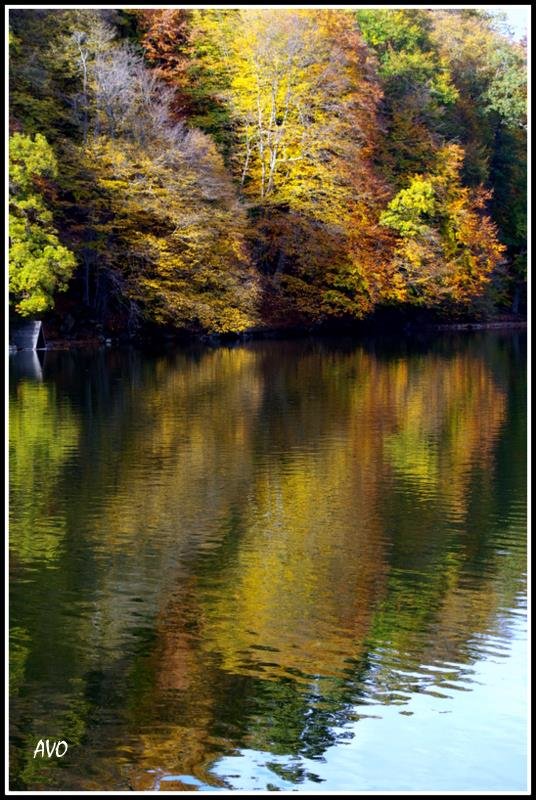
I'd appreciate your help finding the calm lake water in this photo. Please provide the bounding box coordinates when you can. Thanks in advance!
[9,332,527,792]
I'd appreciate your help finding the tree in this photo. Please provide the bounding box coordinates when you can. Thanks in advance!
[86,129,259,334]
[430,10,527,310]
[8,8,526,330]
[134,9,192,119]
[9,133,76,316]
[380,143,505,309]
[188,9,389,325]
[355,9,458,185]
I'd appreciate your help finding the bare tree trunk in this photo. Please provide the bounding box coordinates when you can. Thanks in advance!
[74,33,89,144]
[254,72,266,199]
[240,133,252,188]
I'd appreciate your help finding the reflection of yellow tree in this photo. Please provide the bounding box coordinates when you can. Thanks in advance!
[71,347,266,659]
[93,347,262,551]
[9,381,79,564]
[199,450,387,681]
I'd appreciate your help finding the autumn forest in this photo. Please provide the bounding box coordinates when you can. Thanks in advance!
[9,8,527,339]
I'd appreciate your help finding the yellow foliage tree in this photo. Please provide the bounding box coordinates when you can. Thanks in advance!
[87,130,259,334]
[191,9,389,325]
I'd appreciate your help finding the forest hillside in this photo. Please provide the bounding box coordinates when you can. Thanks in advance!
[9,9,527,340]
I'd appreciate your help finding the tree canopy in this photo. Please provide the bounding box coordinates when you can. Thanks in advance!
[8,8,526,332]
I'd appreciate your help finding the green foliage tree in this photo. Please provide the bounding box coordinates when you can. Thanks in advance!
[356,9,458,184]
[9,133,76,316]
[357,8,526,312]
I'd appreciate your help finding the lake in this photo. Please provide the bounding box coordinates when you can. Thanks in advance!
[9,331,527,792]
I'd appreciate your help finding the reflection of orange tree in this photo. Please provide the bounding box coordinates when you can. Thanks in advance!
[125,578,229,790]
[191,344,509,686]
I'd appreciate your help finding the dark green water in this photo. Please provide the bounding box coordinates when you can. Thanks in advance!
[9,332,527,792]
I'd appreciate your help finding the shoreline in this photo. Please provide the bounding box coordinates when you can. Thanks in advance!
[8,318,527,353]
[420,320,527,332]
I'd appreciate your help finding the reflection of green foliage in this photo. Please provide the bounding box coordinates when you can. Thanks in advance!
[385,430,438,485]
[368,571,447,651]
[58,688,90,747]
[9,381,79,564]
[9,627,30,696]
[16,689,90,790]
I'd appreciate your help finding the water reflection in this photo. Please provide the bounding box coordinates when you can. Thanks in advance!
[9,333,527,791]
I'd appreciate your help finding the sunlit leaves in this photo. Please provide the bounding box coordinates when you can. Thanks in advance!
[380,144,505,307]
[8,7,526,326]
[9,133,77,316]
[87,133,259,334]
[380,178,436,237]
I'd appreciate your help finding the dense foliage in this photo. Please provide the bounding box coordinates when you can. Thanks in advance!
[9,8,526,334]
